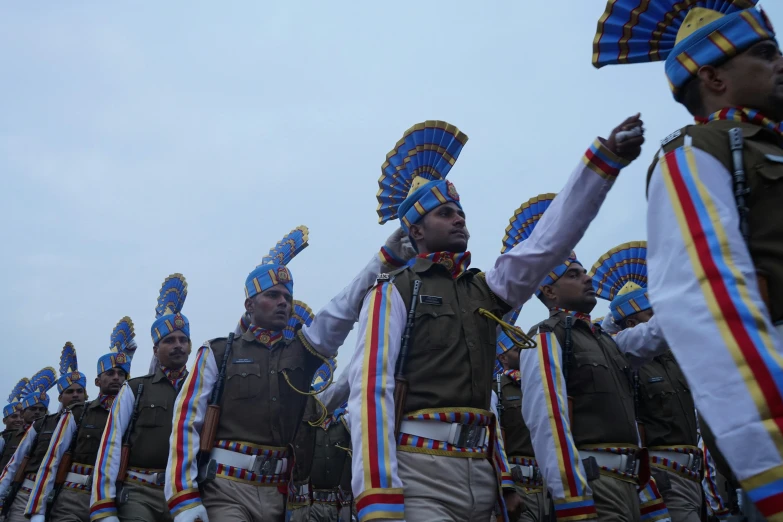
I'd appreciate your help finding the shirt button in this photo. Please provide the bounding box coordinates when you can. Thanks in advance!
[241,372,248,377]
[272,397,277,402]
[270,370,275,374]
[462,309,466,313]
[151,404,155,408]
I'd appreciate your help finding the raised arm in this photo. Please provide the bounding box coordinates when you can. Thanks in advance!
[612,315,669,369]
[90,383,135,520]
[302,234,410,358]
[520,330,596,521]
[647,143,783,515]
[165,343,218,522]
[348,282,406,522]
[487,116,643,309]
[25,412,76,519]
[0,424,38,498]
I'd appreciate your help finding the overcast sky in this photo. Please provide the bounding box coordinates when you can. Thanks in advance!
[3,2,780,405]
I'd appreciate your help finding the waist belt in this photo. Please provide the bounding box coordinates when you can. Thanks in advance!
[127,469,166,486]
[650,450,702,474]
[21,478,35,492]
[65,472,92,487]
[312,490,339,503]
[580,450,639,476]
[210,447,288,476]
[399,419,488,448]
[510,464,541,483]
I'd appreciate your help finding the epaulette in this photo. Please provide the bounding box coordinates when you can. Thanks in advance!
[660,129,682,148]
[129,373,155,383]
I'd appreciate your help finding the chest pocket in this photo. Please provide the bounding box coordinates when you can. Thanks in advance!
[754,153,783,184]
[414,302,459,350]
[501,388,523,427]
[570,351,614,394]
[226,363,262,400]
[79,423,106,454]
[137,398,170,428]
[643,378,675,419]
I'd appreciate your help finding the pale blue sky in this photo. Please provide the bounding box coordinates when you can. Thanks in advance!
[3,2,780,403]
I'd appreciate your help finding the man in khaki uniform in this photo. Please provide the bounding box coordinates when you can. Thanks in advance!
[90,275,192,522]
[348,118,644,522]
[591,242,702,522]
[288,396,320,522]
[495,329,546,522]
[592,1,783,516]
[165,226,417,522]
[0,367,59,522]
[23,325,134,522]
[0,378,29,464]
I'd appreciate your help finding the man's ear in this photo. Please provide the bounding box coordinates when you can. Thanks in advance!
[94,377,100,388]
[409,223,425,243]
[696,65,726,97]
[244,297,254,314]
[541,284,557,302]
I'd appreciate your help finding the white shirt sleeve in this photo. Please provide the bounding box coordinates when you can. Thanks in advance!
[90,383,135,518]
[24,411,77,517]
[0,423,38,498]
[347,281,406,522]
[487,139,628,309]
[165,343,218,518]
[647,143,783,496]
[613,315,669,369]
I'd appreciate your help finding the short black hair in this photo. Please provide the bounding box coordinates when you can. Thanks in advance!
[679,77,704,117]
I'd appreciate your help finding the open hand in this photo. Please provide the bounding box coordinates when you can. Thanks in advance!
[503,489,524,522]
[606,113,645,162]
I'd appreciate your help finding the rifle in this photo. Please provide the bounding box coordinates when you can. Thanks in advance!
[563,316,574,425]
[46,404,89,518]
[2,426,41,516]
[393,280,422,437]
[729,127,772,312]
[116,383,144,506]
[495,373,505,441]
[197,332,235,484]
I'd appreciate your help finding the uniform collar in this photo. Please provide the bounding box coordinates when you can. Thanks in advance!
[96,394,116,411]
[243,324,285,349]
[550,308,596,333]
[502,369,520,383]
[696,107,783,137]
[408,252,471,279]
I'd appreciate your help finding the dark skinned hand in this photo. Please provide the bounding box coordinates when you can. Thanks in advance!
[503,489,524,522]
[604,113,645,162]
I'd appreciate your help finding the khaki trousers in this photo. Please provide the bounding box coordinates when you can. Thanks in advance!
[202,477,285,522]
[288,505,310,522]
[590,474,640,522]
[397,451,497,522]
[48,487,90,522]
[308,502,338,522]
[117,481,173,522]
[657,471,703,522]
[4,489,31,522]
[513,486,546,522]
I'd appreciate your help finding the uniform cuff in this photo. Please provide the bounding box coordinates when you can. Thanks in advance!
[167,488,203,518]
[501,472,515,489]
[554,496,598,521]
[583,139,630,180]
[356,488,405,522]
[378,246,406,268]
[739,464,783,520]
[639,495,669,522]
[89,499,118,520]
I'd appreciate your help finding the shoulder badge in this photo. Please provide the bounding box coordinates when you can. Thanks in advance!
[660,129,681,147]
[376,273,391,283]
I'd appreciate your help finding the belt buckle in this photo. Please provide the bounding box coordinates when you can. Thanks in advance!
[455,425,483,448]
[690,454,703,474]
[152,472,165,486]
[511,465,523,483]
[254,456,275,476]
[84,474,93,490]
[623,454,637,475]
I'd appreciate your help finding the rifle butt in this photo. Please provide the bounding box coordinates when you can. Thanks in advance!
[638,423,647,448]
[54,452,73,486]
[117,444,131,482]
[200,405,220,453]
[13,456,29,483]
[393,378,408,437]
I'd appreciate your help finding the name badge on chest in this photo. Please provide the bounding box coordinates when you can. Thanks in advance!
[84,425,97,429]
[647,377,664,384]
[233,358,255,364]
[419,295,443,306]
